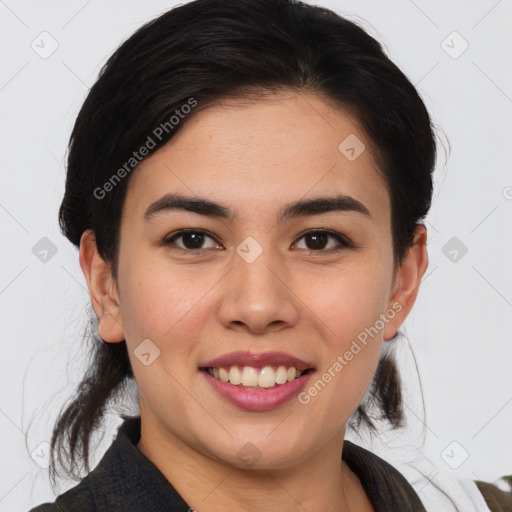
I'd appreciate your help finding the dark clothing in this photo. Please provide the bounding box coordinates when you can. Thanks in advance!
[28,416,511,511]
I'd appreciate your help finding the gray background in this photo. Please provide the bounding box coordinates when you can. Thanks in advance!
[1,0,511,510]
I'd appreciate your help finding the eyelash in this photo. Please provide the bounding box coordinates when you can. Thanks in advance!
[162,228,353,254]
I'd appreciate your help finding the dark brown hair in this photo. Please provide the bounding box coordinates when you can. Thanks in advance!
[50,0,437,486]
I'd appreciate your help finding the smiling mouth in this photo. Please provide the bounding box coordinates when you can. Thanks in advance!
[201,365,314,389]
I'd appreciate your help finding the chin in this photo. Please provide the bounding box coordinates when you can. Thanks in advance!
[205,433,311,471]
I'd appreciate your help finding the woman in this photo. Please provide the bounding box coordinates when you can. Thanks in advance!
[28,0,511,510]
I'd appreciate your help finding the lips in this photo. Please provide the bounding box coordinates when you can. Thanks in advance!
[199,350,316,372]
[198,351,317,410]
[201,368,315,411]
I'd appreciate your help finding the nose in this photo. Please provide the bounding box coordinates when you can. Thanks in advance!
[216,245,299,335]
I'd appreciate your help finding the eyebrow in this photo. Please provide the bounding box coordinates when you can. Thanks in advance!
[143,193,371,223]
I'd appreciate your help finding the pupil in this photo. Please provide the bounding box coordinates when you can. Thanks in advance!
[184,232,203,249]
[307,233,326,250]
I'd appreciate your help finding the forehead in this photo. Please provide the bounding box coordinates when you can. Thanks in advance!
[124,91,390,225]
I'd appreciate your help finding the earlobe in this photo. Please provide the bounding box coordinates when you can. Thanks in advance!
[383,224,428,341]
[79,230,125,343]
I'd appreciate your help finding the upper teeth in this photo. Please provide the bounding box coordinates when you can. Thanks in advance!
[207,365,305,388]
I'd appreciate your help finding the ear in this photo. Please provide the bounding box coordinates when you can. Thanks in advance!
[79,230,125,343]
[383,223,428,341]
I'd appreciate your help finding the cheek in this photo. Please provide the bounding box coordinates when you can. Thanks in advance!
[118,251,212,340]
[116,256,221,394]
[117,261,210,406]
[300,259,390,406]
[305,260,391,342]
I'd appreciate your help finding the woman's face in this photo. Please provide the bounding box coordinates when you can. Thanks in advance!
[86,91,425,469]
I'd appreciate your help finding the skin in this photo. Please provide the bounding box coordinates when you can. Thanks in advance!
[80,90,428,512]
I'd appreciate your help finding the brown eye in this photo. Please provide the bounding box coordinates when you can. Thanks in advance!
[163,230,220,251]
[162,228,351,254]
[294,230,351,252]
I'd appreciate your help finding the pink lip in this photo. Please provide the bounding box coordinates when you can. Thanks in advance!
[199,350,315,371]
[201,369,315,411]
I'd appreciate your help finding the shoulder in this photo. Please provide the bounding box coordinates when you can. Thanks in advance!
[344,440,512,512]
[26,476,97,512]
[474,476,512,512]
[27,417,191,512]
[26,467,112,512]
[343,440,427,511]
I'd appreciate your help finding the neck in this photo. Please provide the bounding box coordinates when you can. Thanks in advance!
[136,413,373,512]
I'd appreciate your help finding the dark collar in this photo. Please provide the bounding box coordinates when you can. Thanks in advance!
[342,437,426,511]
[40,416,426,511]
